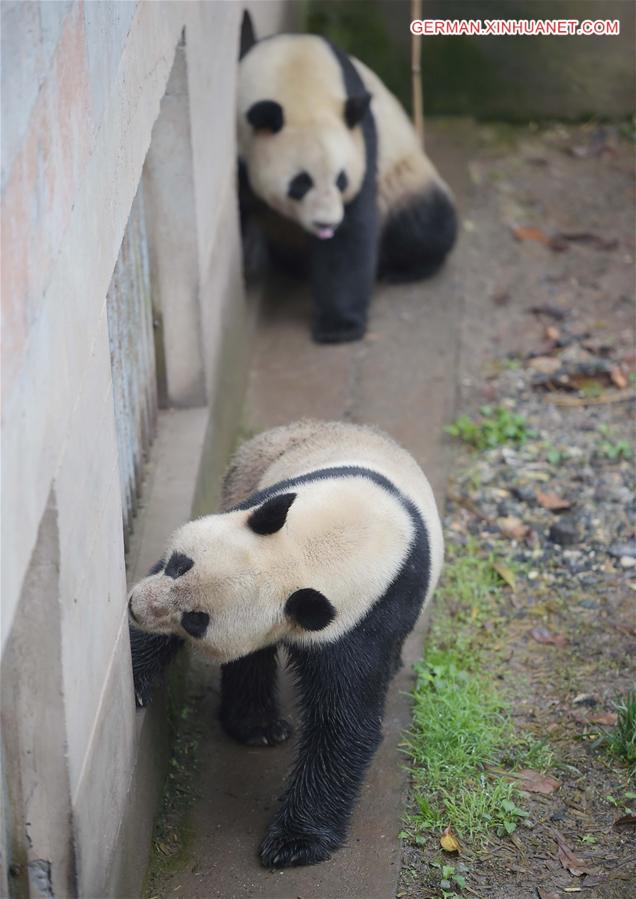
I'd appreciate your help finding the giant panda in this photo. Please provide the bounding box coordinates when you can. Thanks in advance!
[237,34,457,344]
[129,419,443,868]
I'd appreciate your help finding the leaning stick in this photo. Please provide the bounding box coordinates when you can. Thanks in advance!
[411,0,424,146]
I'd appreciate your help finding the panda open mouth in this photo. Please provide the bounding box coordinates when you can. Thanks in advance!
[315,226,335,240]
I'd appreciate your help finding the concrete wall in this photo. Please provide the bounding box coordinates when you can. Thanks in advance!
[0,2,293,896]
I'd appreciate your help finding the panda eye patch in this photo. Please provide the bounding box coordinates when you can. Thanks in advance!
[181,611,209,639]
[164,552,194,579]
[288,171,313,201]
[336,170,348,193]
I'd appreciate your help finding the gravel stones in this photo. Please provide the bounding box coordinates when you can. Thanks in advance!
[549,517,580,546]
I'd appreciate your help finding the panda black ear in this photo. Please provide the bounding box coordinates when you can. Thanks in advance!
[247,100,284,134]
[285,588,336,631]
[248,492,296,535]
[344,91,372,128]
[239,10,257,60]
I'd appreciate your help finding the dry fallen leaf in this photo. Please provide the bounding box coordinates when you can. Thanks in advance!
[610,366,628,389]
[513,225,550,243]
[531,626,568,647]
[613,814,636,827]
[512,226,568,251]
[497,516,528,542]
[494,561,517,589]
[536,490,572,511]
[588,711,618,726]
[515,769,561,795]
[440,825,460,853]
[557,230,619,250]
[554,829,589,877]
[529,356,562,375]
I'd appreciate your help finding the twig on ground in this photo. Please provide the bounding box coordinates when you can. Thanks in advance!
[546,389,636,407]
[447,490,493,522]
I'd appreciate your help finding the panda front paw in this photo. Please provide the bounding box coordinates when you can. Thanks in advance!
[312,321,366,344]
[129,628,183,709]
[221,713,293,747]
[259,827,337,868]
[133,673,156,709]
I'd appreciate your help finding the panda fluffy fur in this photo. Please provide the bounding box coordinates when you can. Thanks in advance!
[238,34,457,343]
[129,419,443,868]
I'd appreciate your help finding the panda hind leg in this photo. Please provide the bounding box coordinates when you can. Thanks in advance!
[219,645,292,747]
[379,186,457,283]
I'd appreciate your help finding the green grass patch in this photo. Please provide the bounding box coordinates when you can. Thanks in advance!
[402,542,552,844]
[596,424,633,462]
[445,405,535,450]
[607,691,636,773]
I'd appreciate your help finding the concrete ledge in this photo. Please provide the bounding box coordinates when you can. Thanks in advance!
[126,408,209,585]
[108,407,208,899]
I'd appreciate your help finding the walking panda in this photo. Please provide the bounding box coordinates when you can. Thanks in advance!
[237,34,457,344]
[129,420,443,868]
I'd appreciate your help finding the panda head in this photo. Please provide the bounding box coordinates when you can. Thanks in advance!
[127,492,337,663]
[239,92,371,240]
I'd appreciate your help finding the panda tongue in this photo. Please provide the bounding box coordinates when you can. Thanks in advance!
[316,227,335,240]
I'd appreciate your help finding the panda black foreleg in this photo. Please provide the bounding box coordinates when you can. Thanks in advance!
[129,626,183,708]
[259,639,389,867]
[219,645,292,747]
[309,199,378,344]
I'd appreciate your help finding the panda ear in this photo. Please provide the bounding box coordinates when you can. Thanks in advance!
[246,100,284,133]
[344,91,372,128]
[285,588,336,631]
[248,492,296,535]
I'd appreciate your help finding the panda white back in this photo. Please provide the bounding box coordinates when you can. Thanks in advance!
[223,419,444,614]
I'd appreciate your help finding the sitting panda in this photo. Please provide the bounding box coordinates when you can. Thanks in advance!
[129,419,443,868]
[237,33,457,344]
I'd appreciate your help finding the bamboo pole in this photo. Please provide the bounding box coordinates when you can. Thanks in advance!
[411,0,424,146]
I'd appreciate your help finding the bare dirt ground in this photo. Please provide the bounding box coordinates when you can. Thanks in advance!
[399,121,635,898]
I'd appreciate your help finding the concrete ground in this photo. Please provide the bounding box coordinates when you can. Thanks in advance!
[149,123,468,899]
